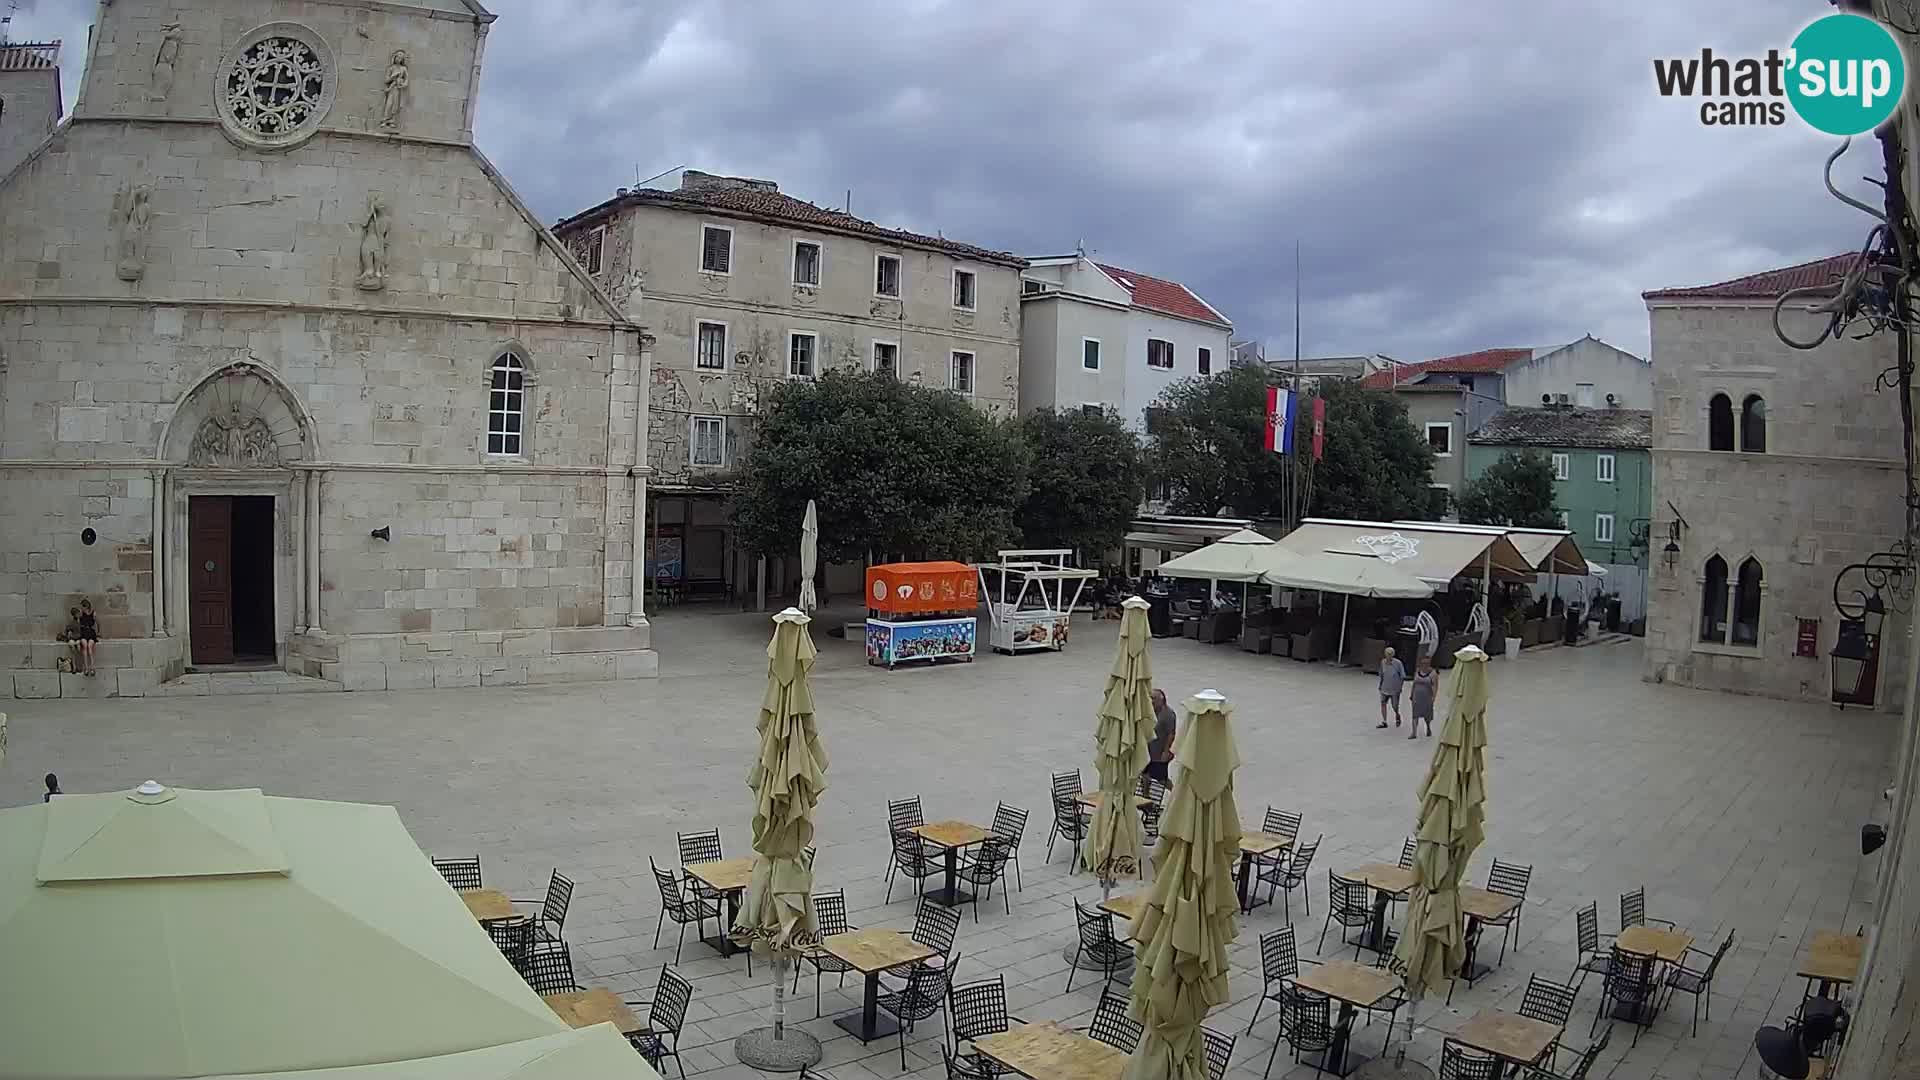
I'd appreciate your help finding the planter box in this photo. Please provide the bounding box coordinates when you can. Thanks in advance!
[1544,616,1566,644]
[1356,636,1388,673]
[1521,619,1544,647]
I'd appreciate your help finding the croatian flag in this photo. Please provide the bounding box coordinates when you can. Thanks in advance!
[1264,386,1296,454]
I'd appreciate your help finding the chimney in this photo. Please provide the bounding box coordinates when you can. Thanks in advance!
[680,170,779,193]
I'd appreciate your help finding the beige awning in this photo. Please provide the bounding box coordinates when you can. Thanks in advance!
[1260,550,1434,599]
[1282,519,1533,586]
[204,1027,649,1079]
[1153,529,1293,583]
[1391,522,1585,575]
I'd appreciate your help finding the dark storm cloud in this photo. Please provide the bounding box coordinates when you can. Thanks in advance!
[13,1,1893,359]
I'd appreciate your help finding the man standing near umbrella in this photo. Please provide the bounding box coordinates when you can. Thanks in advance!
[1145,689,1176,788]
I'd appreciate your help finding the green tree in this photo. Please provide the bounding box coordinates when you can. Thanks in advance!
[1307,378,1442,521]
[730,371,1030,563]
[1016,407,1144,556]
[1455,449,1562,528]
[1147,366,1292,516]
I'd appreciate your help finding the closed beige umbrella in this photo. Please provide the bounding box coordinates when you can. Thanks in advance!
[1124,691,1241,1080]
[732,607,830,1071]
[1392,645,1490,1024]
[1085,596,1154,894]
[798,500,820,612]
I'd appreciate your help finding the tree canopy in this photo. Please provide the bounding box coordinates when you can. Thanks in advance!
[1455,449,1562,528]
[731,371,1030,563]
[1016,407,1145,556]
[1307,378,1444,521]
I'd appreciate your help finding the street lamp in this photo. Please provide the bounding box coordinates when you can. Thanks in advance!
[1832,552,1904,708]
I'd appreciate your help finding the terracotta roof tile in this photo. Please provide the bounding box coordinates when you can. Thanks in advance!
[1095,263,1230,327]
[1641,254,1859,301]
[1468,407,1652,450]
[1360,347,1532,389]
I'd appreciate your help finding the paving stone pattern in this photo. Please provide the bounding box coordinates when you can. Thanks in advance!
[1,610,1895,1080]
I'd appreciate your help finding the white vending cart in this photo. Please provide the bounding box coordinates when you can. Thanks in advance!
[976,549,1098,655]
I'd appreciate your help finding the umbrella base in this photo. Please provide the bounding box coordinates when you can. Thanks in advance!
[1060,941,1136,976]
[735,1027,823,1072]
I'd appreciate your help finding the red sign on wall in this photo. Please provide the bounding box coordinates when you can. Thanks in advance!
[1796,617,1820,659]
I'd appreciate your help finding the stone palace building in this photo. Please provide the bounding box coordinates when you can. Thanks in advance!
[0,0,659,698]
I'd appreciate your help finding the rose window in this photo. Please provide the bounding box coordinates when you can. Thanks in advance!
[225,37,324,135]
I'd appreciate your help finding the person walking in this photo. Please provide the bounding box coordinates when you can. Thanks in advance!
[1408,653,1439,739]
[1375,646,1406,729]
[1145,688,1177,786]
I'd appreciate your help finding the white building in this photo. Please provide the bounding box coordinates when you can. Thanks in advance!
[1017,253,1231,429]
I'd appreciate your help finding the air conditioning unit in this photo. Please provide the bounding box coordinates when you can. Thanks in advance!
[1605,392,1618,406]
[1541,393,1553,405]
[1554,393,1571,406]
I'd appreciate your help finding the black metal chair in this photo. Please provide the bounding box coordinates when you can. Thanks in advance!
[990,802,1030,891]
[625,965,694,1079]
[431,854,482,890]
[886,797,939,903]
[957,836,1015,922]
[1518,974,1579,1057]
[678,828,725,905]
[1050,768,1084,805]
[794,888,858,1017]
[1318,872,1373,958]
[1571,901,1611,993]
[1138,777,1167,844]
[1619,887,1674,932]
[1246,926,1316,1033]
[947,975,1022,1078]
[486,914,535,968]
[1049,796,1089,866]
[876,952,958,1070]
[1663,929,1734,1037]
[650,858,719,962]
[909,898,963,960]
[518,942,581,996]
[1590,946,1657,1048]
[1484,859,1532,961]
[1259,835,1321,920]
[1266,808,1304,846]
[1066,899,1132,992]
[514,868,575,945]
[1398,837,1417,869]
[1438,1037,1502,1080]
[1085,987,1143,1052]
[1520,1026,1610,1080]
[1202,1026,1236,1080]
[1265,990,1333,1078]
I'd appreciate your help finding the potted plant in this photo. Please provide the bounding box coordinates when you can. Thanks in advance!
[1502,606,1526,660]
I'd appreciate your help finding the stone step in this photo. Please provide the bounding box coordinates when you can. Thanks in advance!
[150,671,342,697]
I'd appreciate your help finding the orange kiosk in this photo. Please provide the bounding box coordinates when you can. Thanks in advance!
[865,562,978,668]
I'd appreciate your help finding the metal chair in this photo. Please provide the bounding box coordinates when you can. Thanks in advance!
[794,888,858,1017]
[886,797,939,903]
[650,858,719,962]
[957,836,1015,922]
[1520,1026,1610,1080]
[1318,872,1373,958]
[1246,926,1316,1033]
[1571,901,1610,993]
[1202,1026,1236,1080]
[1398,837,1418,869]
[431,854,482,890]
[1086,987,1143,1052]
[1049,768,1084,805]
[1066,899,1132,991]
[1265,807,1304,846]
[677,828,724,905]
[1048,794,1089,866]
[625,965,694,1079]
[1484,859,1532,961]
[1138,777,1167,844]
[1518,974,1579,1057]
[486,914,535,968]
[947,975,1021,1078]
[1266,990,1333,1078]
[876,952,958,1070]
[909,898,963,959]
[1590,946,1657,1048]
[518,942,581,996]
[1438,1037,1502,1080]
[1663,929,1734,1036]
[514,868,574,945]
[1619,887,1673,932]
[1259,834,1321,920]
[990,802,1029,891]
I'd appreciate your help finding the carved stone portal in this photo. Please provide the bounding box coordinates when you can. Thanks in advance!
[188,405,282,469]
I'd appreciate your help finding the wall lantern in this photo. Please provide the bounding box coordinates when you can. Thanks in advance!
[1830,609,1876,704]
[1832,548,1905,709]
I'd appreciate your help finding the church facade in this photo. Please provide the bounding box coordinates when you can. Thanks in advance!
[0,0,659,698]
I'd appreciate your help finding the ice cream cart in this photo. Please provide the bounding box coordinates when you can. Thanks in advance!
[976,549,1098,655]
[865,561,978,669]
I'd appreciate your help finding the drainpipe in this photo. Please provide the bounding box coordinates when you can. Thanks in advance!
[628,331,653,627]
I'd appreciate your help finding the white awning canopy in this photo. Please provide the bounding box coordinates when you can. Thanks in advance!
[1281,519,1534,586]
[1261,550,1434,599]
[1152,529,1289,583]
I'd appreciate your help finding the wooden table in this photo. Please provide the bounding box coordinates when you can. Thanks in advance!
[1098,891,1146,926]
[543,988,645,1036]
[460,888,516,922]
[1800,931,1865,998]
[1345,864,1416,952]
[1294,959,1401,1077]
[1075,792,1153,812]
[1458,886,1521,983]
[1613,926,1692,1023]
[913,820,993,908]
[1236,831,1291,913]
[685,857,755,958]
[820,928,939,1042]
[1453,1008,1561,1068]
[975,1021,1128,1080]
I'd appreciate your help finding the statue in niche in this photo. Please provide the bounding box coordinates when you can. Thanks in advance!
[150,24,182,102]
[188,405,281,469]
[356,193,389,290]
[114,184,152,283]
[380,49,410,130]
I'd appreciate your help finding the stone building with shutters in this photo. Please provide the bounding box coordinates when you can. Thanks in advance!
[0,0,659,698]
[1641,255,1905,708]
[553,172,1025,605]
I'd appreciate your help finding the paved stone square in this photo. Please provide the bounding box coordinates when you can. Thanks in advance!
[1,609,1896,1080]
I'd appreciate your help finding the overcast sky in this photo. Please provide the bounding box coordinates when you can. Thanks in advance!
[9,0,1893,360]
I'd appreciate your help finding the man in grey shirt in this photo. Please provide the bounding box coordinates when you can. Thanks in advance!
[1376,646,1407,729]
[1145,688,1176,786]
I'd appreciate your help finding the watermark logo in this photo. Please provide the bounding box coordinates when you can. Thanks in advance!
[1653,12,1906,134]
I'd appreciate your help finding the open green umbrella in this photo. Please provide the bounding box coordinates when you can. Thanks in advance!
[1085,596,1154,893]
[1392,644,1490,1023]
[1124,691,1241,1080]
[732,607,830,1071]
